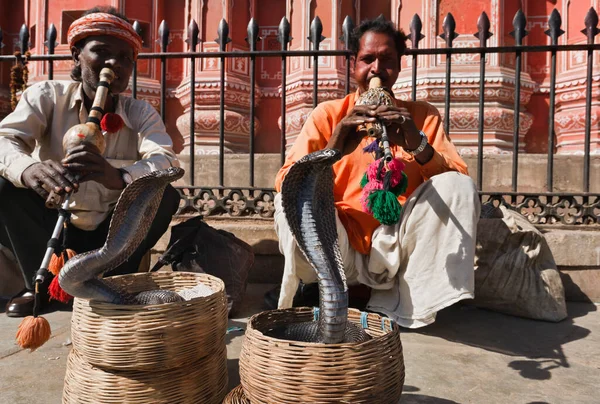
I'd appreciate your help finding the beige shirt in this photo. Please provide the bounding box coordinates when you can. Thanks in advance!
[0,80,179,230]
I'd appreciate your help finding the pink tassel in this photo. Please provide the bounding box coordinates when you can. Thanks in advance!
[366,158,382,182]
[366,157,406,186]
[387,158,406,188]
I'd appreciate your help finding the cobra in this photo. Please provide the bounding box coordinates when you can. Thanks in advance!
[269,149,371,344]
[58,167,185,305]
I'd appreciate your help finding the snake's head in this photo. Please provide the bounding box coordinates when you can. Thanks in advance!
[297,148,342,166]
[152,166,185,182]
[133,167,185,188]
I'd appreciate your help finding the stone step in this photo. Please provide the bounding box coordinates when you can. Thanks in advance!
[150,218,600,303]
[538,226,600,303]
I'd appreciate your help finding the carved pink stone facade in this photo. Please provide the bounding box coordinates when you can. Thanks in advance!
[2,0,598,156]
[552,0,600,154]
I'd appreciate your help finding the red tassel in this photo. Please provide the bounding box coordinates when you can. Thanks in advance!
[48,249,76,276]
[100,113,124,133]
[48,275,73,303]
[16,316,51,351]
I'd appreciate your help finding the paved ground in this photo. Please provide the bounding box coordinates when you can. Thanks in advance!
[0,284,598,404]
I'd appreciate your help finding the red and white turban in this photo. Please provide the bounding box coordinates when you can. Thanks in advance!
[67,13,143,58]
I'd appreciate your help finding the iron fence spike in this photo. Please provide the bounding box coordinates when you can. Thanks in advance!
[410,14,424,48]
[545,9,564,45]
[19,24,30,54]
[474,11,492,44]
[246,18,260,52]
[186,20,199,51]
[157,20,170,52]
[581,7,599,43]
[440,13,458,47]
[132,21,144,47]
[132,21,142,36]
[45,23,57,51]
[340,16,354,49]
[509,9,528,45]
[308,16,325,50]
[277,17,291,49]
[215,18,231,51]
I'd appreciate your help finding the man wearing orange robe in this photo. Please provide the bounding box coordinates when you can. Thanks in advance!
[273,17,480,328]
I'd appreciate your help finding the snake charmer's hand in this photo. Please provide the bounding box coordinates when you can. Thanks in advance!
[22,160,79,199]
[374,105,434,164]
[372,105,422,150]
[327,105,377,156]
[61,144,125,190]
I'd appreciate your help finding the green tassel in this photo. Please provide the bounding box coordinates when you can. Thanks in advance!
[391,172,409,196]
[360,172,369,188]
[368,189,402,225]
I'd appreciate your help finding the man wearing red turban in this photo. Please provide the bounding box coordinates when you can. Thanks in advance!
[0,7,180,317]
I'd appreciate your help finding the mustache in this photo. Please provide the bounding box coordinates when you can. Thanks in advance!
[367,74,386,82]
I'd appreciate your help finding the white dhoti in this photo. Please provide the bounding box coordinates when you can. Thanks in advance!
[274,171,481,328]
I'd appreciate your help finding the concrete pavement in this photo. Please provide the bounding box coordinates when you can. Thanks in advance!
[1,284,598,404]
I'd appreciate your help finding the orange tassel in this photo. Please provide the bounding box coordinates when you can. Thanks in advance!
[15,316,51,351]
[48,249,76,276]
[49,276,72,303]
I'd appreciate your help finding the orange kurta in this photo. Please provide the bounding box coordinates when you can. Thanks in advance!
[275,91,468,255]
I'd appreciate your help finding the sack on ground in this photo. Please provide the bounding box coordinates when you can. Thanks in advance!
[474,205,567,322]
[152,216,254,317]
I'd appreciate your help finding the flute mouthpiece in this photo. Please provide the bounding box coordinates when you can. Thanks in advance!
[368,77,383,89]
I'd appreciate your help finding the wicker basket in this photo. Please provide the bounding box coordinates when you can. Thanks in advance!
[239,307,405,404]
[70,271,228,371]
[63,346,228,404]
[222,385,251,404]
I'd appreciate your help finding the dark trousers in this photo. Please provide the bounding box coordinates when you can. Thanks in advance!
[0,177,180,290]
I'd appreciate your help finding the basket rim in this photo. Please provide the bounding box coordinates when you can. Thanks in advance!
[75,271,226,310]
[246,306,399,348]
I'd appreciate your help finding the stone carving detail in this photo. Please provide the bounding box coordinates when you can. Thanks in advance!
[282,78,349,143]
[482,194,600,225]
[254,191,275,218]
[449,107,533,133]
[176,187,276,218]
[175,77,261,153]
[554,72,600,154]
[284,108,311,134]
[176,109,260,153]
[555,110,600,132]
[175,186,600,225]
[224,190,248,216]
[394,83,534,104]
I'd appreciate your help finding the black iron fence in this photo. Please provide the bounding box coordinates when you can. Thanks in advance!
[1,9,599,225]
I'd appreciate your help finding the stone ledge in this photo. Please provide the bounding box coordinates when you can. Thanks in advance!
[539,227,600,267]
[559,267,600,303]
[177,153,600,193]
[150,218,600,303]
[202,219,600,269]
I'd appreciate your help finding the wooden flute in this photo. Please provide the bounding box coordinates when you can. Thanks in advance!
[45,67,115,209]
[354,77,394,162]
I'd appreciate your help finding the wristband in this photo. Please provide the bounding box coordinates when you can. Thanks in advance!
[406,131,428,156]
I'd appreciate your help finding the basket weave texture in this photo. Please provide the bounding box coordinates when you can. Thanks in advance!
[222,385,251,404]
[70,271,228,371]
[63,346,228,404]
[239,307,405,404]
[63,272,229,404]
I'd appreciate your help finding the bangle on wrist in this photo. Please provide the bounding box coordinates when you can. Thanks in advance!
[406,131,428,156]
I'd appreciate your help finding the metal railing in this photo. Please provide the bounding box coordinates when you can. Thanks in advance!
[1,8,599,225]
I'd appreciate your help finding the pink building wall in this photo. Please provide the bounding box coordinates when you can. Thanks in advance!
[1,0,597,156]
